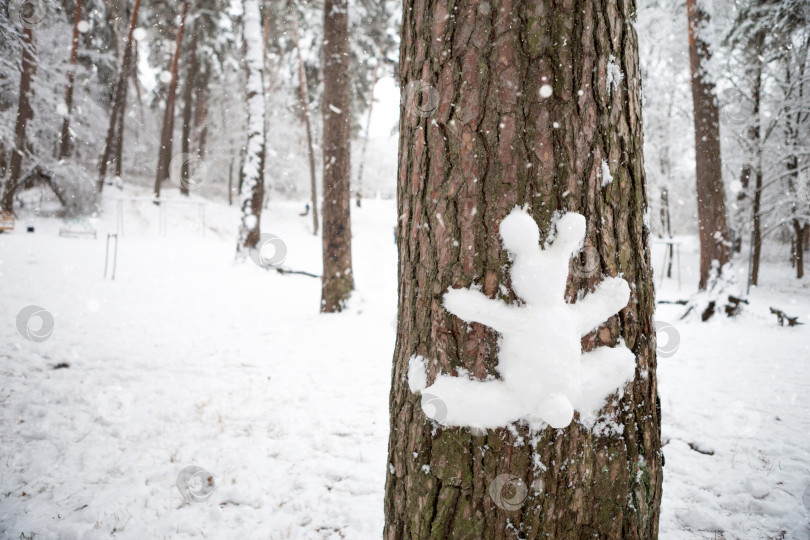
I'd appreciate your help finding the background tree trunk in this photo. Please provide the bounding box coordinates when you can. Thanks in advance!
[291,10,319,235]
[236,0,267,252]
[58,0,84,160]
[685,0,731,289]
[193,66,210,159]
[1,27,37,212]
[97,0,142,193]
[153,1,190,200]
[180,21,200,196]
[384,0,662,538]
[320,0,353,312]
[114,72,128,178]
[355,63,379,208]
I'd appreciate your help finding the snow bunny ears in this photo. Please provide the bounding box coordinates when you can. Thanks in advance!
[409,208,636,430]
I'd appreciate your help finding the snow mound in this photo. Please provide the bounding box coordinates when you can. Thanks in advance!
[409,208,636,430]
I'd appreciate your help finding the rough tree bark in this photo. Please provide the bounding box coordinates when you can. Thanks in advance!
[291,9,319,235]
[236,0,266,252]
[320,0,354,312]
[58,0,83,160]
[686,0,731,289]
[355,63,379,208]
[1,27,37,212]
[384,0,662,538]
[154,1,190,200]
[98,0,141,193]
[180,19,200,196]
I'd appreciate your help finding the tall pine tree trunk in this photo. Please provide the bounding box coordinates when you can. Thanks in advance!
[58,0,83,160]
[1,27,37,212]
[686,0,731,289]
[154,1,190,200]
[384,0,662,537]
[237,0,266,252]
[114,71,128,178]
[320,0,353,312]
[98,0,141,193]
[291,10,319,235]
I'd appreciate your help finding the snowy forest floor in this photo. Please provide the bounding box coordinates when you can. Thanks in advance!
[1,185,809,539]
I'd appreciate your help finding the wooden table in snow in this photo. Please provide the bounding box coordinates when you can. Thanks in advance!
[114,197,207,237]
[653,238,682,292]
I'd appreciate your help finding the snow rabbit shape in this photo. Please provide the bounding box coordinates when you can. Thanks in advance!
[409,208,636,429]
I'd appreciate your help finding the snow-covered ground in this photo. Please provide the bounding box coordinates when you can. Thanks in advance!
[1,187,808,539]
[654,239,810,539]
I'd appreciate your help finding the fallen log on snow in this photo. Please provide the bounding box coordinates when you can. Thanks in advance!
[769,307,803,327]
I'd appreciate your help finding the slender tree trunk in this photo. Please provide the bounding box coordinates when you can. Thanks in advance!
[114,73,128,178]
[320,0,353,312]
[748,65,763,286]
[660,188,673,278]
[384,0,662,537]
[237,0,267,252]
[154,1,190,200]
[1,27,37,212]
[193,66,210,159]
[735,164,750,254]
[0,144,8,180]
[750,167,763,286]
[131,40,146,131]
[228,156,235,206]
[686,0,731,289]
[58,0,84,160]
[291,10,319,235]
[98,0,141,192]
[180,21,200,196]
[783,42,808,280]
[355,63,378,208]
[793,220,805,279]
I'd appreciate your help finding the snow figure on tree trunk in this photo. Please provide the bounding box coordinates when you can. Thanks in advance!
[409,208,636,430]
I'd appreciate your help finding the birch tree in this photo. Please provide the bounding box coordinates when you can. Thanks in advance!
[237,0,267,252]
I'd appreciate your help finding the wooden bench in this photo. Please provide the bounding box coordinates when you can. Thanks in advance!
[770,307,802,327]
[59,218,97,239]
[0,211,14,233]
